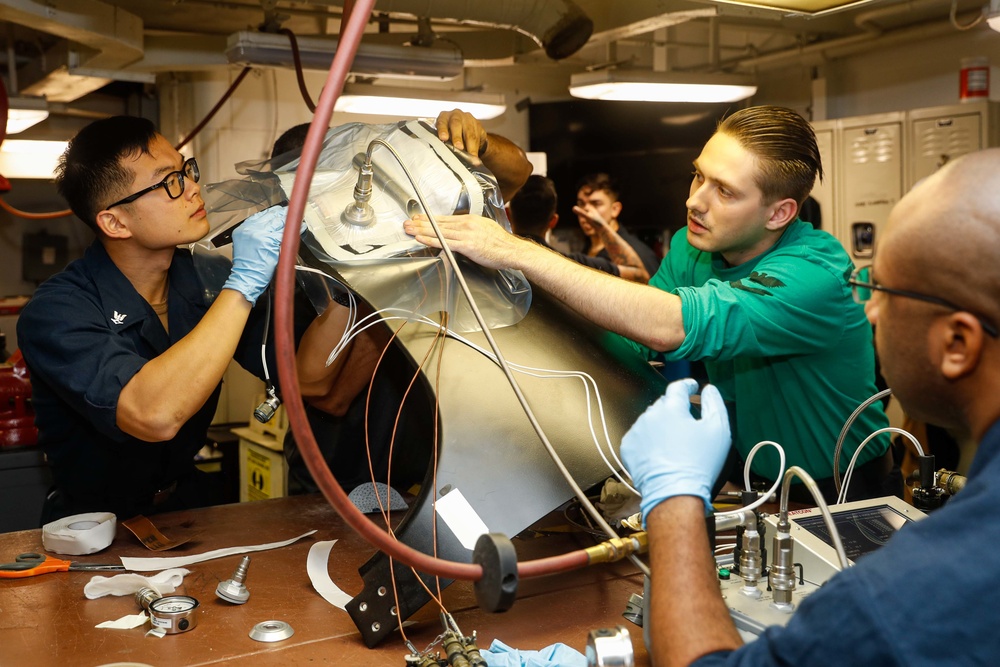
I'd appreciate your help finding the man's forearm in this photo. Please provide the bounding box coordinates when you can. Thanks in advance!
[512,240,683,350]
[117,289,253,441]
[597,227,650,283]
[647,497,743,667]
[482,133,532,201]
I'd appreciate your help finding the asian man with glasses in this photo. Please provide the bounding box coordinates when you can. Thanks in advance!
[17,116,290,522]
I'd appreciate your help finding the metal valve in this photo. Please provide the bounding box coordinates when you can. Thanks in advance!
[216,555,252,604]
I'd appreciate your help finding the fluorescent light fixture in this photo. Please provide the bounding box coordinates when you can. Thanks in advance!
[226,31,463,81]
[6,96,49,134]
[0,140,67,179]
[705,0,879,16]
[989,0,1000,32]
[570,70,756,104]
[335,84,506,120]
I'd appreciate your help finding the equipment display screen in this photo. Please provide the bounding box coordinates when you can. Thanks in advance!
[793,504,910,563]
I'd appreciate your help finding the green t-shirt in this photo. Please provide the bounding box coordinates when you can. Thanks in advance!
[628,220,890,481]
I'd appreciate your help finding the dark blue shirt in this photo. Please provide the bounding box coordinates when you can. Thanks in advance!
[17,241,268,520]
[693,419,1000,666]
[595,226,661,277]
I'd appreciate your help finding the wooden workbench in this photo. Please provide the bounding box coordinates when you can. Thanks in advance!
[0,494,649,666]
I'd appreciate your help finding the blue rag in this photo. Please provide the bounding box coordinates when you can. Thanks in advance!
[481,638,587,667]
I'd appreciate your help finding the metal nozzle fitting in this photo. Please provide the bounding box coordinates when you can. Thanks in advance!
[216,556,252,604]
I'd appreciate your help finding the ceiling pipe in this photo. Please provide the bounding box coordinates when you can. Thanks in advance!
[853,0,955,34]
[726,7,985,72]
[373,0,594,60]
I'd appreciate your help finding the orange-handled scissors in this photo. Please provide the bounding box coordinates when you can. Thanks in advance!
[0,552,125,579]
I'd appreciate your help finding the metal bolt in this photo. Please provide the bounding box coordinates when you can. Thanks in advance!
[216,556,252,604]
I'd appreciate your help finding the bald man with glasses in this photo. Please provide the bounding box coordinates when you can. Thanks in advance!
[18,116,291,522]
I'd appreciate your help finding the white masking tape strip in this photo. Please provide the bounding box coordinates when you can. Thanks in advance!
[120,530,317,572]
[306,540,353,610]
[434,488,489,551]
[96,613,149,630]
[42,512,117,555]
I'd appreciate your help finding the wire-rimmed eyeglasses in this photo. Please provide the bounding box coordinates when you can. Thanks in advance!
[849,265,999,338]
[106,157,200,210]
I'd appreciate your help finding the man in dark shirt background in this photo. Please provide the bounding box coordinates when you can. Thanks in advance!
[574,172,661,281]
[510,174,652,281]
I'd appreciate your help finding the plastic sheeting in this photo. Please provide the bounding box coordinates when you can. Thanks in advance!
[190,119,531,333]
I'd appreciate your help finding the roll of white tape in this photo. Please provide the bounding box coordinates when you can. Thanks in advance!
[42,512,117,555]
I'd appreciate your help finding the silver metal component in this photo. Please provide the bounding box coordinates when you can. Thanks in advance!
[216,555,252,604]
[768,523,797,610]
[586,626,634,667]
[148,594,200,634]
[253,392,281,424]
[135,586,160,612]
[739,517,762,594]
[249,620,294,642]
[136,586,200,634]
[621,593,643,626]
[342,158,376,227]
[714,509,752,533]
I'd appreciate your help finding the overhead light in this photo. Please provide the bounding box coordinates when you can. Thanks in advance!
[6,96,49,135]
[988,0,1000,32]
[569,70,756,104]
[704,0,878,16]
[226,31,463,81]
[0,140,67,179]
[335,84,506,120]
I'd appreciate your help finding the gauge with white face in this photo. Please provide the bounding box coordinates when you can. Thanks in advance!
[149,595,200,633]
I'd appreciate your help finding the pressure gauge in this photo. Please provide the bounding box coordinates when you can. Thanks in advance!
[135,587,200,634]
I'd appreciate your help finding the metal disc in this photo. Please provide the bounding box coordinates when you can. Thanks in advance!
[249,620,295,642]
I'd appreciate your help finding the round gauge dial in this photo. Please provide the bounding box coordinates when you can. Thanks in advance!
[151,596,197,613]
[148,595,200,634]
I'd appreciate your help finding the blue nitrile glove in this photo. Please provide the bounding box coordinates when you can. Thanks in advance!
[222,205,288,305]
[621,378,731,525]
[482,638,587,667]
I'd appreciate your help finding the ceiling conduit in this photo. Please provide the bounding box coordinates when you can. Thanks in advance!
[729,2,985,72]
[374,0,594,60]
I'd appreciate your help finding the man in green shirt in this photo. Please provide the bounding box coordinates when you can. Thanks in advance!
[404,105,895,503]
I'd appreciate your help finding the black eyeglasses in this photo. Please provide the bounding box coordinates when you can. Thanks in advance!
[849,265,999,338]
[106,157,200,209]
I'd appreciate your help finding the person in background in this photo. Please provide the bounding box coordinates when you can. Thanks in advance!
[508,174,650,280]
[18,116,291,522]
[404,106,894,504]
[621,147,1000,666]
[574,172,662,280]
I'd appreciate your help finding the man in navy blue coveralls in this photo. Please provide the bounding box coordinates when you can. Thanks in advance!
[18,116,292,523]
[620,149,1000,665]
